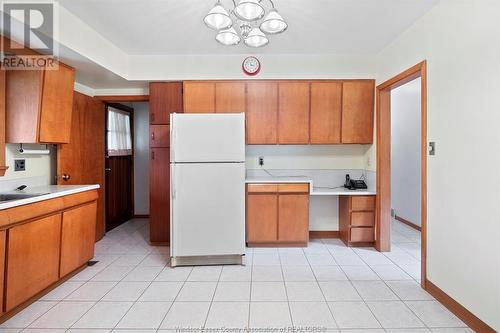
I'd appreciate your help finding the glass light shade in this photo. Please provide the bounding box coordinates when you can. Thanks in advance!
[216,27,241,45]
[204,4,232,30]
[244,28,269,48]
[234,0,265,21]
[260,9,287,34]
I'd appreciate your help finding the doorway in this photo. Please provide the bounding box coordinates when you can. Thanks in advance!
[375,61,427,287]
[105,103,134,231]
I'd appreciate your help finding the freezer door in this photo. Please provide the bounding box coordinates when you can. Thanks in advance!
[171,113,245,163]
[171,163,245,257]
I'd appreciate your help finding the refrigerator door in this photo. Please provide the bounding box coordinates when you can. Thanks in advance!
[171,113,245,163]
[171,162,245,258]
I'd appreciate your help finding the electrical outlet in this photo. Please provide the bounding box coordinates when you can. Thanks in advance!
[14,159,25,171]
[259,157,264,166]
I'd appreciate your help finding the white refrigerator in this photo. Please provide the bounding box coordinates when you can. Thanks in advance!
[170,113,246,267]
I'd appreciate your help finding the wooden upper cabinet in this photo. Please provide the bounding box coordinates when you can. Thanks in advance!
[149,82,183,124]
[246,81,278,144]
[278,82,310,144]
[184,82,215,113]
[341,81,375,144]
[215,82,246,113]
[6,63,75,143]
[310,82,342,144]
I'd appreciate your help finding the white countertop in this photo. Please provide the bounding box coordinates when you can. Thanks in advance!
[0,185,100,210]
[246,171,376,196]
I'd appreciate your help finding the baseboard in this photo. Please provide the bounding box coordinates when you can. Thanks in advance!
[133,214,149,218]
[424,279,496,333]
[395,215,421,231]
[309,231,340,239]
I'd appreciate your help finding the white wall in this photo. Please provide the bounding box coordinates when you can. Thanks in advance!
[391,78,421,225]
[376,0,500,329]
[131,102,150,215]
[0,144,55,187]
[246,145,370,170]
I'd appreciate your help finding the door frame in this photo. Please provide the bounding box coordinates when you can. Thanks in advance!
[375,61,427,287]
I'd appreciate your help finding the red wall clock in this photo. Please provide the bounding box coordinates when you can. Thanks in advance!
[242,56,261,76]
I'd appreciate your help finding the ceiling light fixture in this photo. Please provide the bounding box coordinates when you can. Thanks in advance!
[204,0,287,48]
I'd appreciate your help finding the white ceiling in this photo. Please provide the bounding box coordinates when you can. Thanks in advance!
[58,0,439,55]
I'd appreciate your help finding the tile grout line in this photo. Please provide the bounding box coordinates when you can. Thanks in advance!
[305,240,340,330]
[157,266,195,330]
[352,244,429,330]
[201,266,224,329]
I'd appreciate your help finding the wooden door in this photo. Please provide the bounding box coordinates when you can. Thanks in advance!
[150,148,170,243]
[246,194,278,243]
[215,82,246,113]
[341,81,375,144]
[246,82,278,144]
[0,230,5,314]
[60,202,97,277]
[106,154,133,231]
[39,63,75,143]
[278,82,310,144]
[5,214,61,311]
[310,82,342,144]
[278,194,309,242]
[184,82,215,113]
[150,82,183,124]
[58,92,106,240]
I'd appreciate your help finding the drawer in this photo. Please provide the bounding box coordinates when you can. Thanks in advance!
[247,184,278,193]
[350,227,375,242]
[277,183,309,193]
[150,125,170,147]
[351,196,375,211]
[351,212,375,227]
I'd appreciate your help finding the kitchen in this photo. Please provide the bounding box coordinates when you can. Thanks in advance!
[0,0,498,332]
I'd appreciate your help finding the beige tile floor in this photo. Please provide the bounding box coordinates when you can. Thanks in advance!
[0,218,472,332]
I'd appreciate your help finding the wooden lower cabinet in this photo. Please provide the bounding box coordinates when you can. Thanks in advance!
[5,214,62,311]
[60,202,97,277]
[339,195,376,246]
[0,231,5,315]
[246,183,309,246]
[246,194,278,243]
[278,194,309,242]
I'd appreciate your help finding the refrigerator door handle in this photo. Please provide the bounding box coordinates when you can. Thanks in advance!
[171,165,176,199]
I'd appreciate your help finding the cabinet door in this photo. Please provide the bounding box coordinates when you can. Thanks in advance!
[246,82,278,144]
[150,148,170,243]
[150,125,170,147]
[0,230,5,314]
[341,81,375,144]
[6,214,61,311]
[310,82,342,144]
[39,63,75,143]
[246,194,278,243]
[60,202,97,277]
[216,82,246,113]
[150,82,183,124]
[278,82,310,144]
[184,82,215,113]
[278,194,309,243]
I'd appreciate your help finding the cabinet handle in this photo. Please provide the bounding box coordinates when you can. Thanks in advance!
[151,113,155,122]
[151,132,155,140]
[152,151,155,160]
[62,174,71,181]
